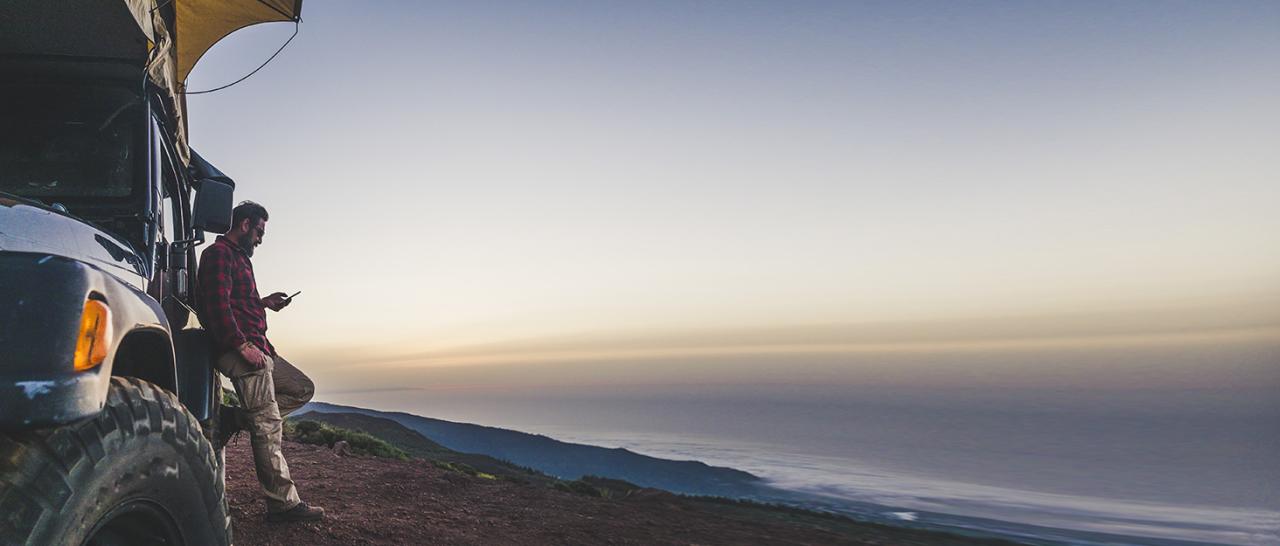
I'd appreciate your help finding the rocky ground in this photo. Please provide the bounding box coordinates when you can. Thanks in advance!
[225,437,1016,546]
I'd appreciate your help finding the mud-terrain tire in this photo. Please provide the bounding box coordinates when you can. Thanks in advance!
[0,377,231,545]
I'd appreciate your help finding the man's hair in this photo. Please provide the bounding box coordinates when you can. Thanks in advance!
[232,201,269,228]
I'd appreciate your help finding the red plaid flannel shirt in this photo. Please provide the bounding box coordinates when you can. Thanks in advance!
[196,236,275,356]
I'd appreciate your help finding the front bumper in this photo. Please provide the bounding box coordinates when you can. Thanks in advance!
[0,371,105,428]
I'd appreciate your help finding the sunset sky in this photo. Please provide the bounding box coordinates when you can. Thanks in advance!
[183,1,1280,399]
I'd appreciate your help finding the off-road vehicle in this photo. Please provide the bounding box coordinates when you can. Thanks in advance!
[1,1,301,544]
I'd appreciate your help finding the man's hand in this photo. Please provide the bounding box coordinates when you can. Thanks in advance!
[238,342,271,369]
[262,292,293,312]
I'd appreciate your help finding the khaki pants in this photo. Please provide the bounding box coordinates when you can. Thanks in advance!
[217,351,315,512]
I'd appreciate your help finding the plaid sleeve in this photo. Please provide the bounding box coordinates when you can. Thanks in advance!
[196,244,248,351]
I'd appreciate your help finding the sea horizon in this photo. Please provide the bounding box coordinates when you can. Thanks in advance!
[317,338,1279,546]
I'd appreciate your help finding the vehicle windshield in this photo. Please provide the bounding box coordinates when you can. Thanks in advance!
[0,84,143,201]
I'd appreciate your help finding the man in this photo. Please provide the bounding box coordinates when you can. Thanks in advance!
[197,201,325,522]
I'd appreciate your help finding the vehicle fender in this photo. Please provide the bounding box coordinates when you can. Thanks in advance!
[0,252,173,429]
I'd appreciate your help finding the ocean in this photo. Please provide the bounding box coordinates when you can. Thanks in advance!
[325,338,1280,545]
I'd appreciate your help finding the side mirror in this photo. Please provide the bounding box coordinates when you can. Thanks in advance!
[192,178,234,233]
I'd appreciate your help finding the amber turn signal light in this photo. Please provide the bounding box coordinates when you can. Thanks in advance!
[74,299,111,372]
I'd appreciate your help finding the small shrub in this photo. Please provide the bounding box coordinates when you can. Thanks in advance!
[554,479,606,498]
[430,460,485,477]
[295,420,322,434]
[580,475,641,494]
[432,460,461,473]
[285,419,409,460]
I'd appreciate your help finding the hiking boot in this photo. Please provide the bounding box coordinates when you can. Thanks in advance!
[267,502,326,523]
[213,404,243,451]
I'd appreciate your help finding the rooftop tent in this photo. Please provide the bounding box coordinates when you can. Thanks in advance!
[124,0,302,162]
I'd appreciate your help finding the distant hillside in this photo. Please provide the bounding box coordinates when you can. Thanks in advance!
[226,437,1022,546]
[299,402,762,496]
[296,412,558,486]
[286,404,1215,546]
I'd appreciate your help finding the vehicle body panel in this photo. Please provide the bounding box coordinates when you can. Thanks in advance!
[0,197,148,288]
[0,251,170,428]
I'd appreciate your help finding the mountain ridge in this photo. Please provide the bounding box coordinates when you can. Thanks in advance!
[298,401,762,496]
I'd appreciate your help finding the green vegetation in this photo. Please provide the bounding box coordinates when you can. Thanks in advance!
[554,475,643,499]
[554,479,607,498]
[427,460,496,480]
[431,460,478,476]
[298,412,560,485]
[221,389,240,407]
[681,494,855,522]
[495,459,548,478]
[285,419,410,460]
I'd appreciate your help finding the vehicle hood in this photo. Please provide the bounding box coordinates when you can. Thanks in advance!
[0,194,147,288]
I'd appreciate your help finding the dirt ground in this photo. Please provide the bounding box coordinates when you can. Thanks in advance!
[224,437,1011,546]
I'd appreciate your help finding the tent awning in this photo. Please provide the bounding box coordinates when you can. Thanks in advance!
[175,0,302,85]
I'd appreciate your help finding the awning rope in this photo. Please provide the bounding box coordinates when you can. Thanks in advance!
[183,19,299,95]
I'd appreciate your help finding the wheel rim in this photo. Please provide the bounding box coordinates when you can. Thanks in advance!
[85,499,184,546]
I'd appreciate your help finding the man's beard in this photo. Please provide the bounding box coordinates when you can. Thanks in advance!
[232,234,256,257]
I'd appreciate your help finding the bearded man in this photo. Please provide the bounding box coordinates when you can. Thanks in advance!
[197,201,325,522]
